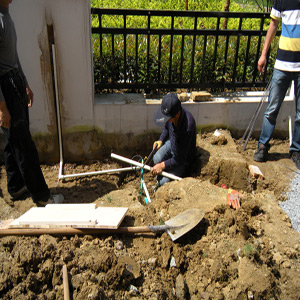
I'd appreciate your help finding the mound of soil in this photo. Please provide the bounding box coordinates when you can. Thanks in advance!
[1,130,300,300]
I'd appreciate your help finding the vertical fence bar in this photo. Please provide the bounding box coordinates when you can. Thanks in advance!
[232,17,243,86]
[189,16,198,84]
[243,35,252,83]
[123,13,127,85]
[168,16,174,84]
[98,13,104,84]
[111,34,115,84]
[222,31,230,88]
[99,34,103,84]
[158,34,162,83]
[135,34,139,85]
[213,17,220,72]
[147,12,151,86]
[201,35,207,83]
[179,35,185,83]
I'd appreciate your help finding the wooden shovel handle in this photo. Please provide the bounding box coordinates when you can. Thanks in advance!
[0,226,159,237]
[63,264,70,300]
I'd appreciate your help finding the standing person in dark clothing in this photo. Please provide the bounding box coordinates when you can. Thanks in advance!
[151,93,196,189]
[0,0,53,204]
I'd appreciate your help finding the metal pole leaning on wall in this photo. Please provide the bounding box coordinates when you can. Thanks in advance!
[240,77,272,151]
[51,45,135,180]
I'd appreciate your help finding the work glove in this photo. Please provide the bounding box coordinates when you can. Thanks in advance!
[226,189,242,209]
[153,140,163,150]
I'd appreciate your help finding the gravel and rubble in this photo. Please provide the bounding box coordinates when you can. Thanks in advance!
[280,173,300,232]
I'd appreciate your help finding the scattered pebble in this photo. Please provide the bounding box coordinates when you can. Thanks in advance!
[129,285,139,295]
[115,241,124,250]
[280,173,300,232]
[170,256,176,268]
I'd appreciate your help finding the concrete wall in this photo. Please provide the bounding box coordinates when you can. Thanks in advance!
[9,0,94,162]
[3,1,294,163]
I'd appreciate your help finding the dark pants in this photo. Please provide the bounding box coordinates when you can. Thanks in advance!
[0,69,50,202]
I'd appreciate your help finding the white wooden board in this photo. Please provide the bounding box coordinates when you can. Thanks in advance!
[8,205,128,229]
[45,203,97,210]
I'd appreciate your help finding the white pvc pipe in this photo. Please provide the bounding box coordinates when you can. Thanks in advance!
[142,179,151,203]
[52,44,64,180]
[52,45,135,181]
[58,167,136,180]
[111,153,182,181]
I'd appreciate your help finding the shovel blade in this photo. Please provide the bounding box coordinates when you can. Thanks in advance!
[165,208,205,241]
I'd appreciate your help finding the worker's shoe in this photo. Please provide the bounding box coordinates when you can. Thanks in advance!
[36,194,65,207]
[9,185,28,200]
[152,182,160,193]
[290,151,300,170]
[253,143,269,162]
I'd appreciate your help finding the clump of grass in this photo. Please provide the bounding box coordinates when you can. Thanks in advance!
[242,242,254,258]
[159,218,165,225]
[106,195,112,203]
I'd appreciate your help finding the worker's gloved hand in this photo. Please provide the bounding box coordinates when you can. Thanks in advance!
[226,189,242,209]
[153,140,163,150]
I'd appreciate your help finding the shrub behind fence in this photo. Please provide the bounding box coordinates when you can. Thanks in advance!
[91,8,280,94]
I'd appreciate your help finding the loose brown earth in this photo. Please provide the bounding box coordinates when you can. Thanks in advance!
[1,130,300,300]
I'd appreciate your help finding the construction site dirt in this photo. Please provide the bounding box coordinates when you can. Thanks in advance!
[0,130,300,300]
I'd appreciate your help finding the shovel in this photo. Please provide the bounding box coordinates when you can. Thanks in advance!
[143,144,158,167]
[0,209,205,241]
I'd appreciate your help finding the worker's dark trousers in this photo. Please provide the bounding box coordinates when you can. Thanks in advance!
[0,70,50,202]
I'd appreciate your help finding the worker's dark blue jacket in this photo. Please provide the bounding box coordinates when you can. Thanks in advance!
[159,106,196,170]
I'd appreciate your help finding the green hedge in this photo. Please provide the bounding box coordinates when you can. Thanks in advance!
[91,1,278,93]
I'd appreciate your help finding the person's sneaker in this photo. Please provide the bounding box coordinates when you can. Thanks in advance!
[36,194,64,207]
[152,182,160,193]
[291,151,300,170]
[9,185,28,200]
[253,143,269,162]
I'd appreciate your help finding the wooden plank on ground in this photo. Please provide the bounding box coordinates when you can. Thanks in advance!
[8,205,128,229]
[74,207,128,229]
[9,207,97,227]
[45,203,96,210]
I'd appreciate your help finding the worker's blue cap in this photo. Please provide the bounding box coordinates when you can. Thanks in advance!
[153,93,181,126]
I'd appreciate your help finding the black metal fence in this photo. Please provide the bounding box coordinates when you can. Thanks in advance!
[91,8,280,93]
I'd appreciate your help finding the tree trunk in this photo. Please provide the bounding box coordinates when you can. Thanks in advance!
[223,0,230,29]
[185,0,188,10]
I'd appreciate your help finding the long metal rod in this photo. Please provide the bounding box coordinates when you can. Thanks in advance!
[289,115,293,146]
[241,77,272,151]
[239,96,264,145]
[111,153,182,181]
[242,100,265,151]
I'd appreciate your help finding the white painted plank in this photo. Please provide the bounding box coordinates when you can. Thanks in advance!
[8,206,128,229]
[14,207,97,226]
[45,203,96,210]
[73,207,128,229]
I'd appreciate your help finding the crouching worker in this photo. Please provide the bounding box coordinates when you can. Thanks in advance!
[151,93,196,190]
